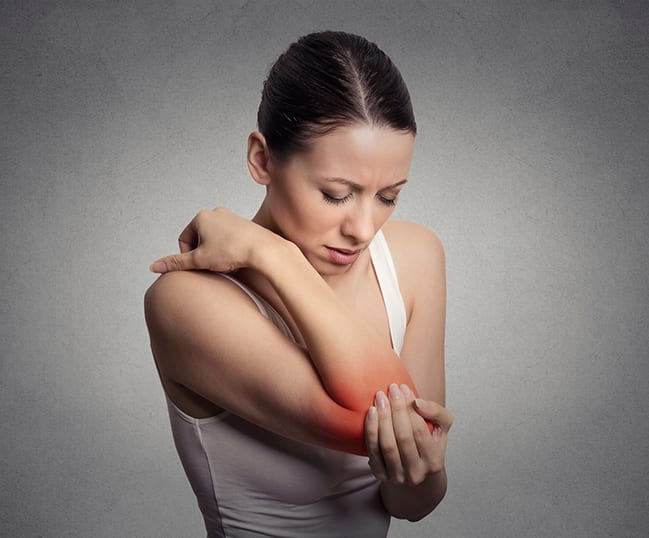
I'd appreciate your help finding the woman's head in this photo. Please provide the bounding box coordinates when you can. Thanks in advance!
[257,31,416,162]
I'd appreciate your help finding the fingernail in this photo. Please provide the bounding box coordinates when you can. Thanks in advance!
[400,384,413,398]
[415,398,425,409]
[376,391,388,409]
[150,261,167,273]
[368,406,377,421]
[389,383,401,400]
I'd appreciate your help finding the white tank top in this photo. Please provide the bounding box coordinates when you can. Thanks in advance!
[165,230,407,537]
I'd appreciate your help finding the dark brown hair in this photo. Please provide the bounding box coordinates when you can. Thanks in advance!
[257,31,416,161]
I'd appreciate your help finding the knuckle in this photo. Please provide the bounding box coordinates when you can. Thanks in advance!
[395,431,411,446]
[412,423,430,440]
[168,255,182,270]
[381,444,399,458]
[406,470,425,487]
[429,456,444,474]
[192,248,205,266]
[381,444,399,460]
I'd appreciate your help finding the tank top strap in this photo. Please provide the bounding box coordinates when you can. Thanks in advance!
[368,230,408,355]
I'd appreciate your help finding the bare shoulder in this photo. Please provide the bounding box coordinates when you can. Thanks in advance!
[381,220,445,317]
[146,270,215,315]
[144,269,284,409]
[381,220,445,276]
[144,270,260,339]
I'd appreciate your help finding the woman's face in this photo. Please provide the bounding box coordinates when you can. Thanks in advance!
[261,124,415,278]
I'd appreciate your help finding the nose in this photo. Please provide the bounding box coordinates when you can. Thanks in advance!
[341,201,376,245]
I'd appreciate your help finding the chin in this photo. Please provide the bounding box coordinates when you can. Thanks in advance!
[314,260,354,277]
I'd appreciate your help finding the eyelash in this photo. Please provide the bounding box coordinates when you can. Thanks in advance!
[378,195,397,207]
[322,192,352,205]
[322,192,397,207]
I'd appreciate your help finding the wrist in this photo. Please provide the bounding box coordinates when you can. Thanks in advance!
[248,230,299,274]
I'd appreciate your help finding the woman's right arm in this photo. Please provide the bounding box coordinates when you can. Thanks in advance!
[151,209,418,412]
[145,269,367,454]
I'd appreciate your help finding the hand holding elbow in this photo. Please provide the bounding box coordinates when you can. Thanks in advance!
[364,383,452,486]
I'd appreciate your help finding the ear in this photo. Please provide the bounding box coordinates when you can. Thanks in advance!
[247,131,273,186]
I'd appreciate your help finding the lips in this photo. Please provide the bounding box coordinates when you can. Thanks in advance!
[326,246,361,265]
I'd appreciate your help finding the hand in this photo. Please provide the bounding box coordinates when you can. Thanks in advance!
[365,383,452,486]
[149,207,277,274]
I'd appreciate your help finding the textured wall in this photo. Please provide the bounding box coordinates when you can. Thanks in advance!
[1,1,648,537]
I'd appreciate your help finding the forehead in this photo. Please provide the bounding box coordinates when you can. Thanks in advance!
[292,125,415,182]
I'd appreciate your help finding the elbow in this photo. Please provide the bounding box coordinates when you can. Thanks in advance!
[308,398,369,456]
[318,414,368,456]
[325,354,417,412]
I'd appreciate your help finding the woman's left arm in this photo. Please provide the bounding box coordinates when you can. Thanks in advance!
[365,221,452,521]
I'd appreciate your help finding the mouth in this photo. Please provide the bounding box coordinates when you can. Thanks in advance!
[325,246,362,266]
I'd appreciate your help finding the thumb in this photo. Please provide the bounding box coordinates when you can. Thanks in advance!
[149,252,197,273]
[413,399,453,431]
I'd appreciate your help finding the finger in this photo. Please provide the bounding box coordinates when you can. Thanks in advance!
[409,399,450,474]
[413,398,454,431]
[149,251,196,273]
[375,390,404,483]
[364,406,387,481]
[179,237,196,254]
[399,383,416,402]
[390,385,427,485]
[400,383,432,436]
[398,384,434,435]
[388,384,420,461]
[405,403,448,475]
[178,215,202,253]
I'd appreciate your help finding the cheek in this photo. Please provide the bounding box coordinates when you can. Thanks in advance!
[377,205,396,226]
[283,193,333,232]
[290,205,333,238]
[269,180,340,239]
[270,191,313,237]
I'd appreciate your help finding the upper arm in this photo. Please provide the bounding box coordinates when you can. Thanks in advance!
[383,221,447,405]
[144,270,367,454]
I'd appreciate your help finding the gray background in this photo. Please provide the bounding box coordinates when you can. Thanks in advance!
[1,1,648,537]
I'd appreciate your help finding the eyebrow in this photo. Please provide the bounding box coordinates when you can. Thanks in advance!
[324,177,408,190]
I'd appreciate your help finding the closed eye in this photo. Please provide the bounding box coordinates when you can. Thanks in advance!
[377,194,397,207]
[322,191,353,205]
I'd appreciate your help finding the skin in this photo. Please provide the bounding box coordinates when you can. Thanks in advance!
[145,124,452,520]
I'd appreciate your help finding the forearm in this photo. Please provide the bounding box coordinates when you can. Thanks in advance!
[253,237,417,410]
[380,468,447,521]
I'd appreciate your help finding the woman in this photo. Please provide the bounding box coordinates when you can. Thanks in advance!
[145,31,452,537]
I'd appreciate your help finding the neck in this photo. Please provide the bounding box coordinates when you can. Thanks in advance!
[251,200,279,235]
